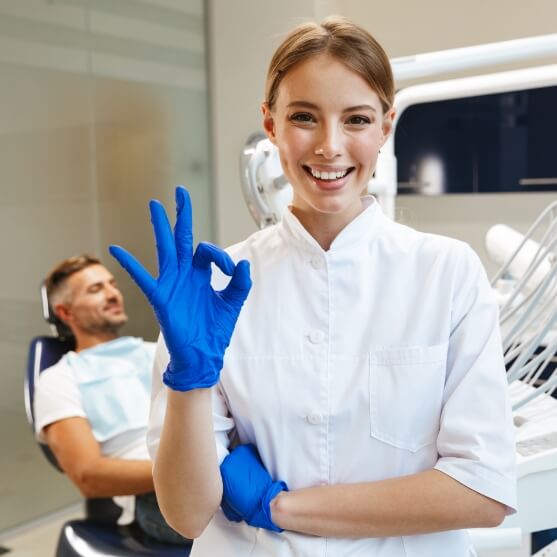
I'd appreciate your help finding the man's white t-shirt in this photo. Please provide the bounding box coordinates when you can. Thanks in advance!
[34,336,156,522]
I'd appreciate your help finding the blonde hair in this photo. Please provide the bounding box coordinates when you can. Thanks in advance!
[265,16,394,113]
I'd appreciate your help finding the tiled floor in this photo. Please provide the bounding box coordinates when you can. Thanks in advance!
[0,504,82,557]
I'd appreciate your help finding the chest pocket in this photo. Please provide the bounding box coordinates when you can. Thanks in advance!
[369,342,448,452]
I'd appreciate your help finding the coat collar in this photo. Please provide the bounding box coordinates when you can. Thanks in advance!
[279,196,385,254]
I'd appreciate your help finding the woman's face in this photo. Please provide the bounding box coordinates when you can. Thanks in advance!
[262,53,394,224]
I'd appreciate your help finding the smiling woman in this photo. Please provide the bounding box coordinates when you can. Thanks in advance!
[261,53,394,249]
[112,15,517,557]
[259,18,395,250]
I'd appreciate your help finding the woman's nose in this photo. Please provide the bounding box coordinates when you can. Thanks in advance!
[314,124,342,159]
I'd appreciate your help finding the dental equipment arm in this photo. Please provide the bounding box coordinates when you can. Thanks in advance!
[480,201,557,543]
[487,202,557,400]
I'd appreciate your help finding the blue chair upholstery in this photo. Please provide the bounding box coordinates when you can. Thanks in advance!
[25,336,75,471]
[56,521,187,557]
[25,324,191,556]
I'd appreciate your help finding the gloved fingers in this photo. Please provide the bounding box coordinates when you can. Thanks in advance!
[174,186,194,268]
[192,242,235,275]
[222,443,262,469]
[109,245,156,298]
[220,444,259,482]
[236,443,261,461]
[221,260,252,304]
[221,499,243,523]
[149,199,178,277]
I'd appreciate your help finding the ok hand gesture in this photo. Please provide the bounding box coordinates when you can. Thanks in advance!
[110,186,252,391]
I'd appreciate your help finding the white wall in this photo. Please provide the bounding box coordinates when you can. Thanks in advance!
[207,0,557,273]
[207,0,328,246]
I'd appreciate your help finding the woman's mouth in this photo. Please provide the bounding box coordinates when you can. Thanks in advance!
[303,165,355,189]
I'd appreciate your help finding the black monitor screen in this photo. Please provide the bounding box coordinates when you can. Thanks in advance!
[395,85,557,195]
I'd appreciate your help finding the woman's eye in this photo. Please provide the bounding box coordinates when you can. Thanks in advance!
[346,115,371,126]
[290,112,315,123]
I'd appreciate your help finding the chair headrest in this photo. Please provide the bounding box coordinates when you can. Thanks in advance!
[40,282,74,341]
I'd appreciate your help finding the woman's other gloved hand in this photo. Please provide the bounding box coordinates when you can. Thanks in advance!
[220,444,288,532]
[109,186,252,391]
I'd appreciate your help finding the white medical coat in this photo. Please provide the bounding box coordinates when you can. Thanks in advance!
[148,198,516,557]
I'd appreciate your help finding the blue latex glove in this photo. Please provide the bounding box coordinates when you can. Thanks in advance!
[109,186,252,391]
[220,444,288,532]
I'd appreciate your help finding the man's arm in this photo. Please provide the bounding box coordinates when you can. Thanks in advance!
[44,417,154,498]
[270,469,506,538]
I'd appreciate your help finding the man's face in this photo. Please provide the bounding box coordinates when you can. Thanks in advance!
[61,265,128,335]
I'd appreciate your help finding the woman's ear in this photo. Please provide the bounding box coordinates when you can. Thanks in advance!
[261,102,277,144]
[380,108,396,146]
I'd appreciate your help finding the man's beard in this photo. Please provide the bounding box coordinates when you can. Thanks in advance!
[82,314,128,336]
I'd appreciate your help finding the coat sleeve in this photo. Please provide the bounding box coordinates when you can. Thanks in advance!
[433,243,517,514]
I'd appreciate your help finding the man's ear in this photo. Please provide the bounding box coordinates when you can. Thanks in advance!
[54,303,71,325]
[261,102,277,145]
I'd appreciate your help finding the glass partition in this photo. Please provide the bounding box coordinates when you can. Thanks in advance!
[0,0,211,532]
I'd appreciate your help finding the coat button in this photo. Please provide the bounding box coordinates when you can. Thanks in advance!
[308,330,325,344]
[306,412,324,425]
[310,255,324,269]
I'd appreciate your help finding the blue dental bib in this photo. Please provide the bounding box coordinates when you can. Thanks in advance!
[66,337,153,442]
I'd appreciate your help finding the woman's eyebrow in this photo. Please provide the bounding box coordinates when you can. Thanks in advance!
[343,104,377,113]
[286,101,377,113]
[286,100,319,110]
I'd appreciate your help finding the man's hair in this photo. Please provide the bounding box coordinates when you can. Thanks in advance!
[45,254,101,308]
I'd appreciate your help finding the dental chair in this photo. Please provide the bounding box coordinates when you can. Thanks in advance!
[24,285,190,557]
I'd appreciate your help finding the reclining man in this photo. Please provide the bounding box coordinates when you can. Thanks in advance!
[34,254,186,545]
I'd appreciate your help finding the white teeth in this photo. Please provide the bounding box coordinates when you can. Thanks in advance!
[310,168,348,180]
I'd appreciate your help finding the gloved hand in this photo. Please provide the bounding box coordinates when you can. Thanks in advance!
[109,186,252,391]
[220,444,288,532]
